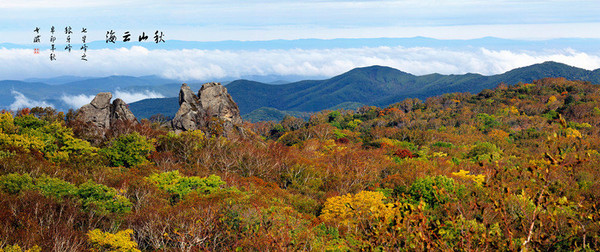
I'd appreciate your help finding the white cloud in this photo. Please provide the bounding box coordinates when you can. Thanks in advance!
[10,90,53,111]
[113,89,165,104]
[1,46,600,82]
[59,90,164,109]
[60,94,95,108]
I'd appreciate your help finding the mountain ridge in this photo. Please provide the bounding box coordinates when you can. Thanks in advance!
[129,61,600,120]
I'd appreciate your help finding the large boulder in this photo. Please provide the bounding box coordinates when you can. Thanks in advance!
[171,83,203,132]
[77,92,113,129]
[198,82,242,126]
[111,98,137,123]
[76,92,138,131]
[171,82,242,135]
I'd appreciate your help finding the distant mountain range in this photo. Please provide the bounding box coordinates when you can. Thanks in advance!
[0,75,184,111]
[128,61,600,121]
[1,61,599,121]
[0,74,312,112]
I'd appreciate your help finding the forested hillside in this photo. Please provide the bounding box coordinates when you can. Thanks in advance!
[129,61,600,121]
[1,77,599,251]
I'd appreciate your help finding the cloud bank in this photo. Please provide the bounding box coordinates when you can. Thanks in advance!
[113,90,165,104]
[60,94,96,109]
[10,90,53,111]
[1,46,600,81]
[60,90,165,109]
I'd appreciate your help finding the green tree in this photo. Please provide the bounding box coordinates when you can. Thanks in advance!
[408,175,461,209]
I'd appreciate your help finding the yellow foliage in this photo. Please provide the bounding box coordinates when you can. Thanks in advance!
[432,151,447,157]
[0,113,17,134]
[320,139,346,154]
[372,137,401,147]
[87,229,140,252]
[547,95,557,104]
[0,131,45,151]
[452,170,485,186]
[320,191,394,227]
[564,128,582,138]
[0,244,41,252]
[489,129,510,140]
[46,151,69,163]
[498,106,519,116]
[180,130,206,150]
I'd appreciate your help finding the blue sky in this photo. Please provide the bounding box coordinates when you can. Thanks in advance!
[1,0,600,43]
[1,0,600,81]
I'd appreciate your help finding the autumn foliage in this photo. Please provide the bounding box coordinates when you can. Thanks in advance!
[0,78,599,251]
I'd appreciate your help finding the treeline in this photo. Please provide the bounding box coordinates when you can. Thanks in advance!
[0,77,599,251]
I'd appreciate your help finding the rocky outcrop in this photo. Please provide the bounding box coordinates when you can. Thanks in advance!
[171,82,242,135]
[171,83,203,131]
[77,92,113,129]
[111,98,137,123]
[198,82,242,126]
[76,92,137,131]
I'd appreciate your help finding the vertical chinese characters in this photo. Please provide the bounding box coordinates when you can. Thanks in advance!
[81,27,88,61]
[106,30,117,43]
[138,32,149,42]
[123,31,131,42]
[50,26,56,61]
[32,28,166,61]
[65,26,73,52]
[33,27,40,54]
[154,30,165,43]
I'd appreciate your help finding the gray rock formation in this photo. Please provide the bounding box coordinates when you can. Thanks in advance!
[198,82,242,126]
[76,92,137,131]
[77,92,113,129]
[111,98,137,123]
[171,82,242,135]
[172,83,203,131]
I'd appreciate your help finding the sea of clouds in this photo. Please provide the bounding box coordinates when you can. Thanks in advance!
[2,46,600,81]
[9,89,164,111]
[3,45,600,111]
[57,89,165,109]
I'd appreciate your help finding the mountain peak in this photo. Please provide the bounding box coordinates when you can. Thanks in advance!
[537,61,573,67]
[344,65,413,77]
[506,61,589,74]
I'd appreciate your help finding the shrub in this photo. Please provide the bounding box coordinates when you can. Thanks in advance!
[33,175,77,199]
[102,132,155,168]
[76,181,132,215]
[0,173,33,194]
[432,141,454,148]
[466,142,502,163]
[87,229,140,252]
[148,171,226,203]
[13,115,47,130]
[0,173,131,215]
[394,148,414,159]
[408,175,460,208]
[475,113,500,132]
[320,190,393,227]
[0,244,41,252]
